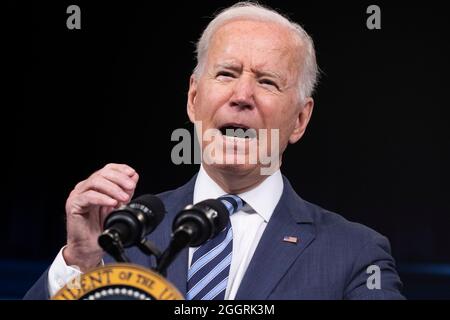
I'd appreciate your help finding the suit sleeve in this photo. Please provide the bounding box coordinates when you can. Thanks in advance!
[344,232,405,300]
[23,247,85,300]
[23,267,51,300]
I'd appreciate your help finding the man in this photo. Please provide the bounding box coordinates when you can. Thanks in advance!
[25,2,404,299]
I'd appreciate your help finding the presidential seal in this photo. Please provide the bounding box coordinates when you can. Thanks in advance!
[52,263,184,300]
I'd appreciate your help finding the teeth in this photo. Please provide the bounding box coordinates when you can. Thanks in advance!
[220,126,256,139]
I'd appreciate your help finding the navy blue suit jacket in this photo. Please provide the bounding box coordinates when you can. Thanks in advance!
[24,174,404,299]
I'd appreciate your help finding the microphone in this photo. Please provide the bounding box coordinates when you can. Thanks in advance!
[98,194,166,262]
[156,199,229,274]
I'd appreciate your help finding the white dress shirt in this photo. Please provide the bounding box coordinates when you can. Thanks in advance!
[47,166,283,299]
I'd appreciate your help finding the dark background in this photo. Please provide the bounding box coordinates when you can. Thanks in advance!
[3,1,449,298]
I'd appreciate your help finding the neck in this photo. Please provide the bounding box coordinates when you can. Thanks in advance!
[202,163,276,194]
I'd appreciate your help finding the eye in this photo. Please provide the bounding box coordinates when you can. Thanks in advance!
[259,79,279,90]
[216,71,236,79]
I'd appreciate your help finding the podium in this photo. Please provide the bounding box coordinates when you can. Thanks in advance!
[52,263,183,300]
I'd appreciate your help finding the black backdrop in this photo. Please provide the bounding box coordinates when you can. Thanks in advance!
[4,1,450,298]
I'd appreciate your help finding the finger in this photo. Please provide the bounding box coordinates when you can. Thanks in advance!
[74,165,136,193]
[105,163,136,176]
[124,190,135,205]
[98,169,137,191]
[129,172,139,183]
[73,190,118,211]
[124,173,138,198]
[73,179,88,192]
[89,176,130,202]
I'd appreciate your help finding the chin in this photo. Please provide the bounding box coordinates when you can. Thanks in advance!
[208,161,260,176]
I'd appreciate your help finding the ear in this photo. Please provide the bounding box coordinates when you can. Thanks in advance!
[187,75,198,123]
[288,97,314,144]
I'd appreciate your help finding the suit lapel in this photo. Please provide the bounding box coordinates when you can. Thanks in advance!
[167,246,189,296]
[158,175,197,297]
[235,176,316,299]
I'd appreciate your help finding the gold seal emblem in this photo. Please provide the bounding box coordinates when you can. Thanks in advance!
[52,263,184,300]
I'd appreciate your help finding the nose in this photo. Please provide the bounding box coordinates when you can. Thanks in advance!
[229,75,255,110]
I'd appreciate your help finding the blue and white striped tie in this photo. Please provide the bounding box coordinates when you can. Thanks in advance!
[186,194,244,300]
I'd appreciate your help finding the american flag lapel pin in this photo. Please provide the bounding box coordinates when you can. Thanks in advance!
[283,236,299,244]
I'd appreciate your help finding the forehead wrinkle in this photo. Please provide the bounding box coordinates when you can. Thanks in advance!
[208,23,301,88]
[214,61,242,71]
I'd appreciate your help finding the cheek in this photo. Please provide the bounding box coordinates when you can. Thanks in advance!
[195,82,232,119]
[259,95,295,125]
[260,103,297,143]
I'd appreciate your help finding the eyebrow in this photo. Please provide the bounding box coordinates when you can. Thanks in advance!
[214,62,242,72]
[253,69,284,83]
[213,62,286,84]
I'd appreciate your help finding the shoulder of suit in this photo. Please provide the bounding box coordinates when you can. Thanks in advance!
[300,199,388,245]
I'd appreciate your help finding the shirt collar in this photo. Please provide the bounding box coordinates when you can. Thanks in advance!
[193,165,283,223]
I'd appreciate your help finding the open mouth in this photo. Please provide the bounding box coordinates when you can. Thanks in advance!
[218,124,257,139]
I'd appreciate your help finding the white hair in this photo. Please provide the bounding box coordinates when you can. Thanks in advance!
[193,1,319,102]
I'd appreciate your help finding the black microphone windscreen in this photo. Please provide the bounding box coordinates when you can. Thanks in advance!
[196,199,229,233]
[131,194,166,224]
